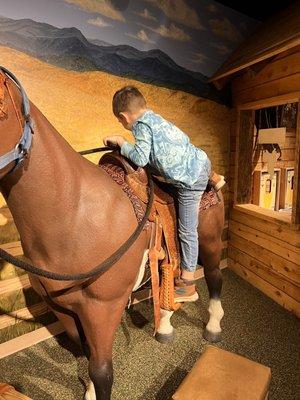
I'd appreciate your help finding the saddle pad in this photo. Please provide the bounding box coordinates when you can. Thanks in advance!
[100,163,150,229]
[154,179,220,212]
[200,188,220,211]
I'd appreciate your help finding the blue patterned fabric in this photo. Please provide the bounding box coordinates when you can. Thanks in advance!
[121,110,209,188]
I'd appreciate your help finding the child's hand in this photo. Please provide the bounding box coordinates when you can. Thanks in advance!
[103,135,125,148]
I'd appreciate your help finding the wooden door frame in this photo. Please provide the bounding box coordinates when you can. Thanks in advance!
[235,94,300,229]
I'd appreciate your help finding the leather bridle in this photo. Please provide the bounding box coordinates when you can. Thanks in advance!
[0,66,34,173]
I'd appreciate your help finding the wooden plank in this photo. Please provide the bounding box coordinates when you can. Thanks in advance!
[238,92,300,111]
[0,321,64,359]
[229,232,299,285]
[234,73,300,106]
[277,148,295,162]
[254,162,293,173]
[229,246,300,302]
[230,207,300,249]
[228,258,300,317]
[0,303,49,330]
[236,110,254,204]
[252,171,260,206]
[233,203,293,226]
[292,102,300,226]
[0,206,12,219]
[0,241,23,256]
[279,168,288,210]
[232,109,239,205]
[211,33,300,82]
[230,109,238,124]
[230,139,236,152]
[232,50,300,94]
[0,242,25,280]
[229,219,300,265]
[254,161,294,170]
[230,151,236,166]
[0,275,30,296]
[281,136,296,148]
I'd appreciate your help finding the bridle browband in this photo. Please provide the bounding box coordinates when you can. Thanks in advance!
[0,66,34,172]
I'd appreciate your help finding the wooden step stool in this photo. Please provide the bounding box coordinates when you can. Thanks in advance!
[0,383,32,400]
[172,346,271,400]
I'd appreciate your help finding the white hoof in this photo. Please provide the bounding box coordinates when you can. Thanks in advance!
[157,309,174,336]
[85,380,96,400]
[206,298,224,334]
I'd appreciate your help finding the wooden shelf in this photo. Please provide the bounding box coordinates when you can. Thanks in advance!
[233,204,292,225]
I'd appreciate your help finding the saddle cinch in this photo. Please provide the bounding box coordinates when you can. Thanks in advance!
[99,152,220,330]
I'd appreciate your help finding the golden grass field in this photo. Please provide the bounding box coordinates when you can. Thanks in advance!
[0,44,230,216]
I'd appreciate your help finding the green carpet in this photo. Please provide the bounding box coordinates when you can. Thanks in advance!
[0,269,299,400]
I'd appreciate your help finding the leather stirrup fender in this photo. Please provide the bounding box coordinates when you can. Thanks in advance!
[149,215,165,333]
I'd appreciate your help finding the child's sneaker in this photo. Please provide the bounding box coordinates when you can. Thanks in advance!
[209,171,226,191]
[174,277,199,303]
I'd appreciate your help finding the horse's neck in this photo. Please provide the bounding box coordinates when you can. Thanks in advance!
[0,104,104,253]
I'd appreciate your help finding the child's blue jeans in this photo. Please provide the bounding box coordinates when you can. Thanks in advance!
[176,158,211,272]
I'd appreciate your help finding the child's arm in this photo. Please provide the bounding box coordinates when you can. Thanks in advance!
[120,123,152,168]
[103,135,125,149]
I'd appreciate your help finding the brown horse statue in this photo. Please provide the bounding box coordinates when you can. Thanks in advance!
[0,67,224,400]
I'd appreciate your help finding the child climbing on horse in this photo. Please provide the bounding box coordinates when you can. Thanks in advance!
[103,86,225,302]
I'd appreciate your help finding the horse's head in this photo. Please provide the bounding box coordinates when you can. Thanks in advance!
[0,68,33,181]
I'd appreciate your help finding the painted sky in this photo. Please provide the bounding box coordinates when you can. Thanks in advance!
[0,0,259,76]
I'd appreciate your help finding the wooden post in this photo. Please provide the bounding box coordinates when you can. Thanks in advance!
[252,171,261,205]
[279,168,287,210]
[291,102,300,228]
[236,110,255,204]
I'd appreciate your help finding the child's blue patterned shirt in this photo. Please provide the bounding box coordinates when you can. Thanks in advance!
[120,109,209,188]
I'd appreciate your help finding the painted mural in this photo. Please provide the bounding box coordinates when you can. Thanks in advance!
[0,0,257,233]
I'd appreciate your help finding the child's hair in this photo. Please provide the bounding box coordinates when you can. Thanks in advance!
[112,86,146,117]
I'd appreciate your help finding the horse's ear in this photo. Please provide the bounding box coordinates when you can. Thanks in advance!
[0,72,8,119]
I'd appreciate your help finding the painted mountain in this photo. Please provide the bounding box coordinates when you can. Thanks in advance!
[0,15,227,103]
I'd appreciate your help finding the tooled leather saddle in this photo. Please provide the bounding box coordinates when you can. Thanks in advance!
[99,151,220,330]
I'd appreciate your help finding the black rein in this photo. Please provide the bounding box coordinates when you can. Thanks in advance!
[0,148,154,281]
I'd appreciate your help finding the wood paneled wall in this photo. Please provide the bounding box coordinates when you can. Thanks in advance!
[229,206,300,316]
[231,46,300,107]
[228,47,300,317]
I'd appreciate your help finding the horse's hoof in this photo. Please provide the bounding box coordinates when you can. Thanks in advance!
[203,328,222,343]
[155,330,174,344]
[85,381,96,400]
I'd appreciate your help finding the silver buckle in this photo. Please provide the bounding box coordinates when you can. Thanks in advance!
[15,143,27,156]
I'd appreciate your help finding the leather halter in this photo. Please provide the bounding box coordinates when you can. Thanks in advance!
[0,66,34,172]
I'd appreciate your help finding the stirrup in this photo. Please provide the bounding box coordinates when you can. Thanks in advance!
[174,277,199,303]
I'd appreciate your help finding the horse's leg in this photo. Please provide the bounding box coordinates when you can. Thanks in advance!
[155,308,174,343]
[79,300,127,400]
[52,309,91,359]
[52,310,82,347]
[29,277,88,352]
[200,240,224,343]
